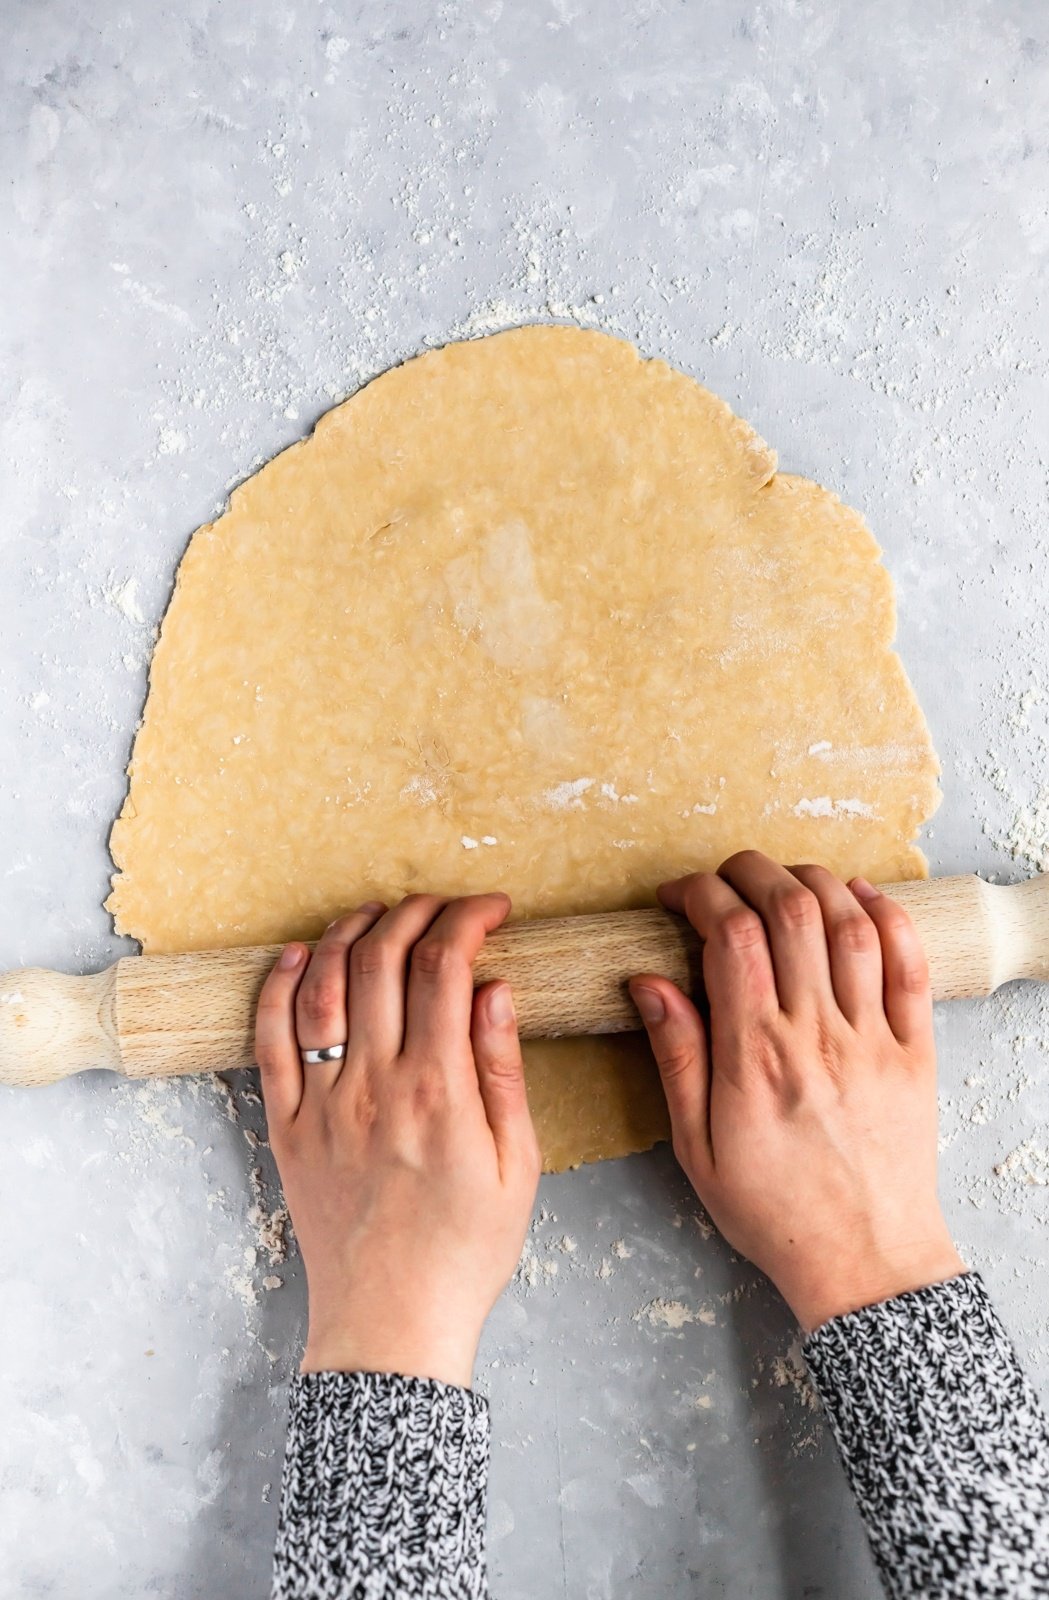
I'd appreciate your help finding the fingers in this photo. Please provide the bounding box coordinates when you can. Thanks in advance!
[658,869,778,1037]
[404,894,512,1070]
[471,982,540,1180]
[296,905,386,1094]
[715,852,834,1015]
[629,977,713,1178]
[789,865,884,1029]
[256,943,309,1129]
[347,894,449,1060]
[850,879,934,1049]
[659,852,933,1051]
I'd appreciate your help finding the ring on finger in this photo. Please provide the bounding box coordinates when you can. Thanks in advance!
[300,1043,346,1065]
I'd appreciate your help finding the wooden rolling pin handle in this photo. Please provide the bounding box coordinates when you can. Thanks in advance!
[1,873,1047,1089]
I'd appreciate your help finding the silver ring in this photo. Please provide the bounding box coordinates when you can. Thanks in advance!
[301,1044,346,1064]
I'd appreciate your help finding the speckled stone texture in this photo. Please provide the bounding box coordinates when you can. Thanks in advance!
[2,2,1049,1595]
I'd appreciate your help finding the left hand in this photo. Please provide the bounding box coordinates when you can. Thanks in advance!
[255,893,541,1388]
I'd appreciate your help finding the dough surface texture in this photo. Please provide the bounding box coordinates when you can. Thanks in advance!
[107,326,940,1170]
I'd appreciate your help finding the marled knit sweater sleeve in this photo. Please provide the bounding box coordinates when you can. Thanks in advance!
[272,1371,490,1600]
[804,1272,1049,1599]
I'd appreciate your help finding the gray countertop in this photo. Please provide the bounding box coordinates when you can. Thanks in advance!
[3,1,1048,1595]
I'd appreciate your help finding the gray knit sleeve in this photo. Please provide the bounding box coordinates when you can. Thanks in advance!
[272,1371,490,1600]
[804,1272,1049,1598]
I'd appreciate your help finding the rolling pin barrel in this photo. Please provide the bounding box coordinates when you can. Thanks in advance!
[1,873,1047,1088]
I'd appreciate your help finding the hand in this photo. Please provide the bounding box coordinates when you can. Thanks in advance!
[629,852,963,1332]
[255,893,541,1387]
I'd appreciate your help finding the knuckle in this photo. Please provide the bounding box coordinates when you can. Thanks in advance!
[880,904,913,938]
[792,863,833,893]
[814,1012,847,1073]
[681,873,716,917]
[351,937,391,979]
[657,1041,697,1081]
[896,956,930,995]
[404,892,443,915]
[255,986,287,1019]
[718,906,764,951]
[346,1082,380,1131]
[409,1071,449,1116]
[679,870,711,892]
[298,980,343,1024]
[772,885,820,930]
[834,913,878,955]
[481,1048,523,1084]
[254,1036,279,1071]
[720,848,762,873]
[411,938,461,981]
[747,1031,784,1080]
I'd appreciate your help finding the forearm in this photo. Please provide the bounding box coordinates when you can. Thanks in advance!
[272,1371,490,1600]
[804,1272,1049,1599]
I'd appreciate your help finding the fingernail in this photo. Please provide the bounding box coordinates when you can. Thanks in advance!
[633,985,666,1024]
[279,943,305,969]
[358,901,385,915]
[850,877,880,902]
[487,984,516,1026]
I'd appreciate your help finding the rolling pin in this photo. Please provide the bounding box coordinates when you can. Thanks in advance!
[1,873,1047,1089]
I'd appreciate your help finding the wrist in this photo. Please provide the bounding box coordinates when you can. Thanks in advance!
[781,1234,965,1334]
[302,1303,482,1389]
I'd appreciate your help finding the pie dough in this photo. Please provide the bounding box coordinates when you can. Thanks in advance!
[107,326,940,1170]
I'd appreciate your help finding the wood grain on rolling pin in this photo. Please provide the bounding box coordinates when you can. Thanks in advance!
[1,874,1047,1087]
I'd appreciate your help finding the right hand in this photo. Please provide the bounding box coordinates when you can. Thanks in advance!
[628,851,963,1332]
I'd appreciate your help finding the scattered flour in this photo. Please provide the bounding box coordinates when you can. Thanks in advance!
[993,1139,1049,1200]
[792,795,876,819]
[542,777,595,810]
[225,1248,260,1309]
[324,35,351,65]
[102,575,145,625]
[600,783,639,805]
[157,426,187,456]
[767,1340,819,1413]
[637,1298,717,1330]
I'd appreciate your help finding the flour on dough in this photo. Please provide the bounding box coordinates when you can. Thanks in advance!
[106,326,940,1170]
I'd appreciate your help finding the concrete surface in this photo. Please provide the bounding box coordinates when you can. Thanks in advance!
[2,1,1049,1595]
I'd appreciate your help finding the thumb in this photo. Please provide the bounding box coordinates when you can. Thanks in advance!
[629,977,712,1176]
[471,982,541,1180]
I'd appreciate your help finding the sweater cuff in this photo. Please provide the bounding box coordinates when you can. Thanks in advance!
[804,1270,1008,1411]
[803,1272,1049,1598]
[274,1371,490,1600]
[803,1271,1039,1467]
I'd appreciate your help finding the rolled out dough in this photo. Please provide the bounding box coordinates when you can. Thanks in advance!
[107,325,940,1170]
